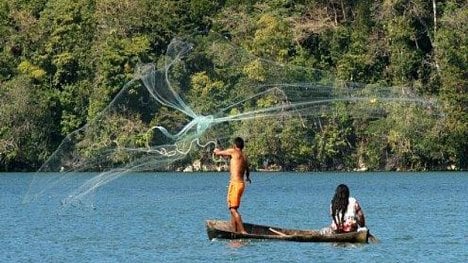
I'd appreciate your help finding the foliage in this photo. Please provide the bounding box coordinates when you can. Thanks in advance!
[0,76,55,170]
[0,0,466,171]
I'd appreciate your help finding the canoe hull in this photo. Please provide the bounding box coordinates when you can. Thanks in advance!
[206,220,369,243]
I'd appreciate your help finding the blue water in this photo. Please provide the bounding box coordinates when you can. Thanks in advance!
[1,172,466,262]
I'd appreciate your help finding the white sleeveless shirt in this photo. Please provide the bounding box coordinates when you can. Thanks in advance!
[331,197,359,232]
[343,197,358,221]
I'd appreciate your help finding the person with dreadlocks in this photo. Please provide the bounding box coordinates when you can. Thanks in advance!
[328,184,366,233]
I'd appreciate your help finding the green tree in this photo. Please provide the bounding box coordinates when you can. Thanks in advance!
[0,1,48,81]
[335,0,387,83]
[0,76,55,171]
[31,0,97,135]
[311,105,354,170]
[380,0,432,85]
[187,71,226,115]
[436,1,467,169]
[248,13,292,62]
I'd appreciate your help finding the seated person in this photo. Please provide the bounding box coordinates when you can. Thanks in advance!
[326,184,366,233]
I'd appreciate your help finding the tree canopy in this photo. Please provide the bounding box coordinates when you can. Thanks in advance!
[0,0,466,172]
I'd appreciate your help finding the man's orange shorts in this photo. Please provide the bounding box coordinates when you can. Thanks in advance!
[227,181,245,209]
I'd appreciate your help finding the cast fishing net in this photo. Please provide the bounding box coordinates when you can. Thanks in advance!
[23,33,439,208]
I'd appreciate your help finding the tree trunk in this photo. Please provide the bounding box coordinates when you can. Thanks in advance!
[432,0,440,72]
[340,0,346,22]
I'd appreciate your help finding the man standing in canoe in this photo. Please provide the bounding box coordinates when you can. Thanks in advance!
[213,137,251,234]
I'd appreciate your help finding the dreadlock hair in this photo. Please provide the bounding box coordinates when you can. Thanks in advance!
[331,184,350,232]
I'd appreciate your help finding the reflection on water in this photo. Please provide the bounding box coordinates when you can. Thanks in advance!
[227,239,251,249]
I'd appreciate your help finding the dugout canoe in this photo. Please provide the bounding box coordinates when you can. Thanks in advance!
[206,220,370,243]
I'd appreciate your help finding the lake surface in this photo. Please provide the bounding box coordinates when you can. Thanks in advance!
[1,172,466,262]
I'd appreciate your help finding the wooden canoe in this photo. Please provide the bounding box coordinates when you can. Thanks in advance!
[206,220,370,243]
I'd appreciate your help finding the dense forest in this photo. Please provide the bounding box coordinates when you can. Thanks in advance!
[0,0,466,172]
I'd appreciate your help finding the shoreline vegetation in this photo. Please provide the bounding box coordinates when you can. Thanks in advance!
[1,1,466,173]
[44,161,462,173]
[176,160,462,173]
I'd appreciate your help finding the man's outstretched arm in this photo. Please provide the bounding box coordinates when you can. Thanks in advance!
[213,148,233,156]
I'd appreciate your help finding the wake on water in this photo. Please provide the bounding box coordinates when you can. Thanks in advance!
[22,32,440,209]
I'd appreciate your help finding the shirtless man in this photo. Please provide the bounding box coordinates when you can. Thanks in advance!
[213,137,250,234]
